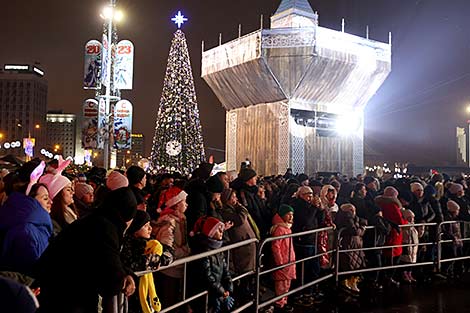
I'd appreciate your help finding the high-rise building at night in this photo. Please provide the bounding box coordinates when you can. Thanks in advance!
[117,133,145,168]
[0,64,47,157]
[46,111,77,159]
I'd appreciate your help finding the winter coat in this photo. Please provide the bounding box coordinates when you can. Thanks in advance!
[447,194,470,222]
[35,213,132,312]
[409,195,435,223]
[335,210,366,271]
[189,235,233,308]
[351,194,368,221]
[400,222,422,263]
[290,198,324,246]
[270,214,296,281]
[0,192,53,275]
[237,184,271,238]
[185,178,209,231]
[375,196,405,257]
[422,196,443,223]
[73,195,93,219]
[318,208,334,268]
[443,213,463,248]
[219,203,257,274]
[121,237,162,313]
[153,209,190,278]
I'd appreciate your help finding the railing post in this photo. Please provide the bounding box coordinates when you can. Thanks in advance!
[254,241,262,312]
[335,229,342,286]
[436,223,442,273]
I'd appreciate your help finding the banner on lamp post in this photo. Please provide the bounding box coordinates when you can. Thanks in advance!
[113,100,133,149]
[114,40,134,90]
[83,40,102,89]
[81,99,99,149]
[97,97,107,149]
[101,34,110,88]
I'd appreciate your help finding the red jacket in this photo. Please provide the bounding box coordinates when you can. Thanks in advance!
[270,214,296,280]
[375,196,406,257]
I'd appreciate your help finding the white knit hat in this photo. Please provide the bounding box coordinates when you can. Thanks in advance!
[410,182,424,193]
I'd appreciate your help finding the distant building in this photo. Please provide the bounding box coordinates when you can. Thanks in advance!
[456,127,467,166]
[116,133,145,168]
[0,64,47,157]
[46,111,77,158]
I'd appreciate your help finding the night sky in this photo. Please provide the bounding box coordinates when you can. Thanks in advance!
[1,0,469,166]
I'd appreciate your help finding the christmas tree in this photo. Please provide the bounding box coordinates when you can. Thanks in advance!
[150,23,205,175]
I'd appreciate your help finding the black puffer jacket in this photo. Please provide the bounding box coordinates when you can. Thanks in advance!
[409,195,435,223]
[290,197,324,245]
[35,187,136,313]
[189,235,233,302]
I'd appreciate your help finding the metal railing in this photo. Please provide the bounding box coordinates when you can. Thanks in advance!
[255,226,336,311]
[335,222,438,283]
[106,221,470,313]
[115,238,258,313]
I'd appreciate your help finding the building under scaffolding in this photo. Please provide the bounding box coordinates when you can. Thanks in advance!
[201,0,392,176]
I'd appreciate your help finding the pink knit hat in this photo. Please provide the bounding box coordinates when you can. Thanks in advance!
[106,171,129,191]
[38,157,71,199]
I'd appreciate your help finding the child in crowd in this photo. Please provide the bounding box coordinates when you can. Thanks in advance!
[121,210,172,313]
[270,204,296,312]
[442,200,464,279]
[152,186,191,308]
[335,203,366,293]
[400,209,423,283]
[190,216,234,313]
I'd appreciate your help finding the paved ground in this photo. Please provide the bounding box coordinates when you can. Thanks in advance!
[292,276,470,313]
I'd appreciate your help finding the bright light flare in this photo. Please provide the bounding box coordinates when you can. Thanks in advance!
[114,10,124,22]
[335,113,362,136]
[466,105,470,114]
[101,6,113,19]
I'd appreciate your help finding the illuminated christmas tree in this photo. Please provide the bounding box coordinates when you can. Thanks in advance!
[150,13,205,175]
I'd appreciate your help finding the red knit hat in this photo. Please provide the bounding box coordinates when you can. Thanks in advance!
[163,186,188,209]
[192,216,224,238]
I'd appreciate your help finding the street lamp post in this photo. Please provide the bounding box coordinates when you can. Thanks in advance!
[467,105,470,168]
[100,0,116,170]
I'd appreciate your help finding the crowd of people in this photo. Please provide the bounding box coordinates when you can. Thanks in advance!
[0,158,469,313]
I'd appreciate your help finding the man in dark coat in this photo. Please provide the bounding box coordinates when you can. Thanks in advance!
[185,162,214,231]
[232,168,271,238]
[290,186,324,295]
[35,187,138,313]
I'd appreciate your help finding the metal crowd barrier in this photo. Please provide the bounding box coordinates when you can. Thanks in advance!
[437,220,470,272]
[111,238,258,313]
[335,222,438,283]
[255,226,336,311]
[107,221,470,313]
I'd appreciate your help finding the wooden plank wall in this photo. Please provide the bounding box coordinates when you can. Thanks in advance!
[234,103,281,175]
[303,128,354,176]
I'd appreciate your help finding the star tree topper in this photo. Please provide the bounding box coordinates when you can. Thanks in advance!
[171,11,188,29]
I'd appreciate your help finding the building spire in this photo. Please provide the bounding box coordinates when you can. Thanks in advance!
[271,0,318,29]
[274,0,315,16]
